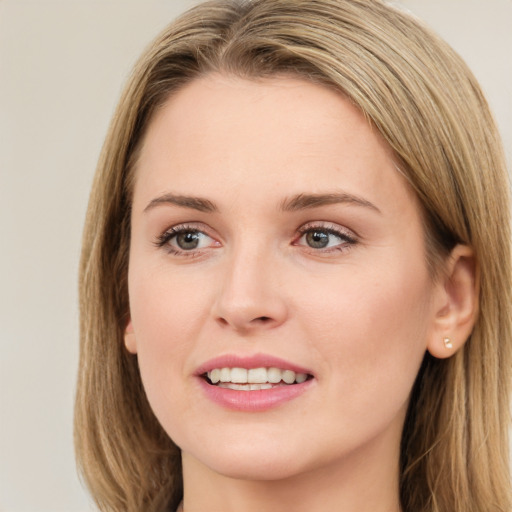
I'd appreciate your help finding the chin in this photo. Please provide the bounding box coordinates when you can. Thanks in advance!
[196,451,308,482]
[179,428,317,482]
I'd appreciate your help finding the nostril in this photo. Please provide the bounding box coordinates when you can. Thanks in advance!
[255,316,271,322]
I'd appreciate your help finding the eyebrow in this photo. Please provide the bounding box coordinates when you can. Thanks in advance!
[280,192,381,213]
[143,191,380,215]
[144,193,218,213]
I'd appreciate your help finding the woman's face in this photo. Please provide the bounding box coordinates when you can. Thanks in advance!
[127,75,442,481]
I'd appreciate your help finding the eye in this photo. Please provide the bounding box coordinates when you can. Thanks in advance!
[295,224,357,252]
[303,230,333,249]
[155,225,219,255]
[174,230,210,250]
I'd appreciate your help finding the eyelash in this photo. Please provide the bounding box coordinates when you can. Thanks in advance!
[294,223,358,254]
[154,222,358,257]
[154,223,214,257]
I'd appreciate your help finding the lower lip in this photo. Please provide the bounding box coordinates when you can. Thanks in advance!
[197,378,314,411]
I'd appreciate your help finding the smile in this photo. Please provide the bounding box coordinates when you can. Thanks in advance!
[205,367,310,390]
[197,355,315,410]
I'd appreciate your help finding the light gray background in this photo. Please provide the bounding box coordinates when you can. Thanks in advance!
[1,1,510,511]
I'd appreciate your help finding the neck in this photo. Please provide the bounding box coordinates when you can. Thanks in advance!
[181,428,402,512]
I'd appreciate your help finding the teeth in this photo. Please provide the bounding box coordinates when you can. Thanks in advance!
[248,367,267,383]
[210,368,221,384]
[282,370,295,384]
[231,368,247,383]
[295,372,307,384]
[219,367,230,382]
[268,367,282,383]
[206,367,309,386]
[218,383,274,390]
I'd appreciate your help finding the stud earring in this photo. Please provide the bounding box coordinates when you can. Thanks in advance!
[443,337,453,349]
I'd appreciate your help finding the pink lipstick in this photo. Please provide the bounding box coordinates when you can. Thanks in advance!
[195,354,314,411]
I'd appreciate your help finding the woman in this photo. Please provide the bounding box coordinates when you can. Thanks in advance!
[74,0,512,511]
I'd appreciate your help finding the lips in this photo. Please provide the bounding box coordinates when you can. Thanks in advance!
[196,354,314,411]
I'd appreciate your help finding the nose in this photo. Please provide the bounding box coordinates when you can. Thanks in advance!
[211,246,288,334]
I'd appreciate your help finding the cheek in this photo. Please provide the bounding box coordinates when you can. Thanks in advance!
[127,267,211,415]
[129,262,210,343]
[302,256,432,345]
[300,259,432,419]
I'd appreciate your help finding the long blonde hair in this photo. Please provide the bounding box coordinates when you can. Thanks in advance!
[75,1,512,510]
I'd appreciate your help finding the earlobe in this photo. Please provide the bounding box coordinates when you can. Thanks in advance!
[124,319,138,354]
[426,244,479,359]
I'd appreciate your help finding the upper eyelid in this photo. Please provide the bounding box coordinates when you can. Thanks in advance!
[154,223,211,245]
[296,221,358,238]
[162,221,216,236]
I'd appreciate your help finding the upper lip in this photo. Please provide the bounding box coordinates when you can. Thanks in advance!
[195,353,314,377]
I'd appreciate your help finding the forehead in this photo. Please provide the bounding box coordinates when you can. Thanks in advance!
[132,73,417,218]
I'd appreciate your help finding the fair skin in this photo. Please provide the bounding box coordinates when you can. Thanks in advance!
[125,74,477,512]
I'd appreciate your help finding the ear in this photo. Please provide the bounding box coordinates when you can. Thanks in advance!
[426,244,479,359]
[124,319,138,354]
